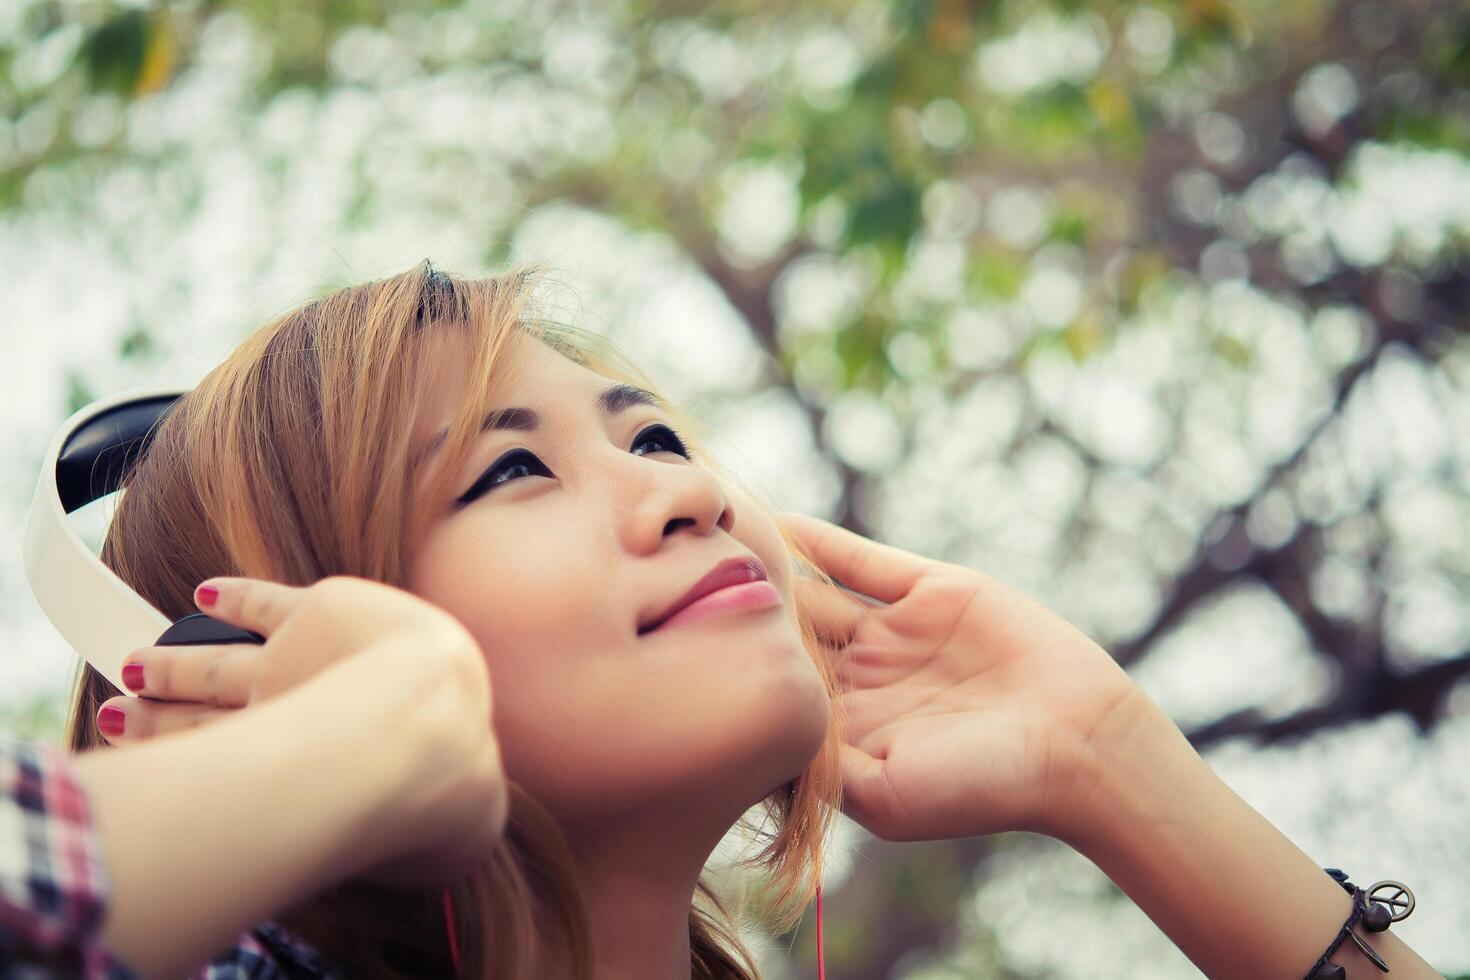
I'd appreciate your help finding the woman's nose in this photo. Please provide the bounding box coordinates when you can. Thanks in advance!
[619,460,731,554]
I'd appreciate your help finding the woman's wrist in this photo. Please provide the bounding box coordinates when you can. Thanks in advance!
[75,680,411,978]
[1049,685,1441,979]
[1045,682,1185,853]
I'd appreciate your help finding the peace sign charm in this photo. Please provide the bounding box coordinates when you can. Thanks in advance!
[1365,880,1415,923]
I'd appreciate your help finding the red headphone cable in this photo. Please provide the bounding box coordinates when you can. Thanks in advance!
[444,887,462,975]
[815,879,826,979]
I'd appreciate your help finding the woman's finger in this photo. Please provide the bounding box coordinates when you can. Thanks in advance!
[193,576,303,638]
[121,643,261,707]
[835,741,904,841]
[777,512,930,605]
[95,696,237,746]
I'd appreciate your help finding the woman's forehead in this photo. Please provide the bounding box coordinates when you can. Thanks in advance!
[413,329,613,443]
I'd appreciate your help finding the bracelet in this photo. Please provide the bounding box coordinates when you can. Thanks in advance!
[1303,868,1416,979]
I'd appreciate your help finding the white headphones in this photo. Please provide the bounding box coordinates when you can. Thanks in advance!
[23,386,262,693]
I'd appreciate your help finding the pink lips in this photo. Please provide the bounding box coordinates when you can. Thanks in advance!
[640,556,779,634]
[650,579,783,632]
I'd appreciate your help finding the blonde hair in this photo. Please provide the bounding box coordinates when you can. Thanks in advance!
[64,260,847,978]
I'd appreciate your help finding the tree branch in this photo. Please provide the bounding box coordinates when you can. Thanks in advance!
[1184,649,1470,749]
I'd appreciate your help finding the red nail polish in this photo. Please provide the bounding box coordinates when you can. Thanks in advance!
[122,662,145,692]
[98,706,126,736]
[197,585,219,607]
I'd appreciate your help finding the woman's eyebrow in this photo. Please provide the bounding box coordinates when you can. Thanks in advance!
[416,383,664,469]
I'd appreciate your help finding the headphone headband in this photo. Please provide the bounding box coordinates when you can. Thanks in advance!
[24,386,190,691]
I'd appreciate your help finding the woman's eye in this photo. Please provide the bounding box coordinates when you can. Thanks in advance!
[631,424,691,459]
[455,424,691,507]
[456,450,549,505]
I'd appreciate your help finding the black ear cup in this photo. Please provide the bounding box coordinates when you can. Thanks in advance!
[154,612,265,646]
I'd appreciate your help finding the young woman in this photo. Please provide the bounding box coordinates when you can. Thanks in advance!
[70,261,1442,978]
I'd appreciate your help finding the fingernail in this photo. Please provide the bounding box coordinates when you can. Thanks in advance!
[122,662,145,692]
[98,706,126,736]
[197,584,219,607]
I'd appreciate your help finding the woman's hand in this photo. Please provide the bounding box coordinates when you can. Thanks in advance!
[779,511,1161,846]
[100,576,467,740]
[98,575,508,890]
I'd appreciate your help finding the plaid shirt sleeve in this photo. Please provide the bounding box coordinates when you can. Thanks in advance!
[0,731,343,980]
[0,731,139,979]
[189,919,344,979]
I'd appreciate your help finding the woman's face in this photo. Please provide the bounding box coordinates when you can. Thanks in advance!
[405,330,831,832]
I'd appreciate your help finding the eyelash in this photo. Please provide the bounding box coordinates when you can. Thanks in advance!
[455,424,692,507]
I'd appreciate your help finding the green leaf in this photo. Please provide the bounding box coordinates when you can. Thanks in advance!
[64,369,95,415]
[81,10,148,96]
[118,325,155,361]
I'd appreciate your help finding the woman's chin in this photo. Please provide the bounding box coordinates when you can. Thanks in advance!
[744,665,834,787]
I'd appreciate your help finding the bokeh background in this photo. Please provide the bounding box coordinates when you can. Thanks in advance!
[3,0,1469,976]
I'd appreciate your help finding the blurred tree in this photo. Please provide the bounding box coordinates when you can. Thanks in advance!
[4,0,1468,975]
[0,687,68,742]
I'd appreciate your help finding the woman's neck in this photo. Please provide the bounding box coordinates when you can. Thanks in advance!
[566,804,735,980]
